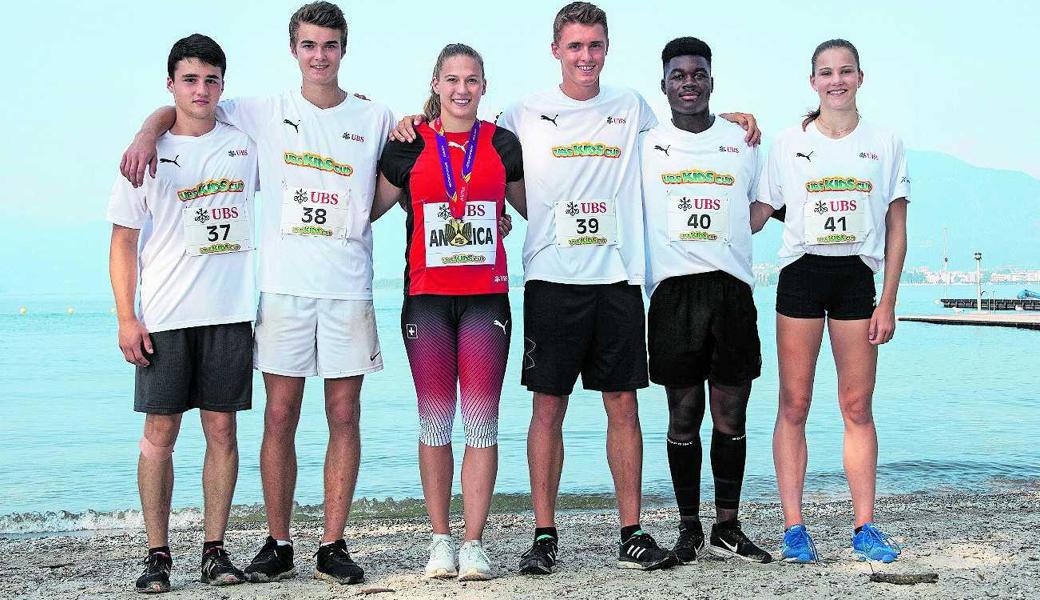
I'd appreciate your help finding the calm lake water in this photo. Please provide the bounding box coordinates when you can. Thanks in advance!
[1,284,1037,534]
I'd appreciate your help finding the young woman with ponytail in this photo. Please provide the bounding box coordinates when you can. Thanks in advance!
[372,43,527,581]
[757,39,909,563]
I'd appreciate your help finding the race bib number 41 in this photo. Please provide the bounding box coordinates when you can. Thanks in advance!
[280,187,350,239]
[182,204,252,256]
[667,191,729,242]
[803,196,867,245]
[554,199,617,247]
[423,201,498,268]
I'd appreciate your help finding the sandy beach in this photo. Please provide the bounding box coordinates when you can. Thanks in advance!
[2,490,1037,599]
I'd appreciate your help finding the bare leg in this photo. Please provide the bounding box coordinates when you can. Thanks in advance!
[139,413,182,548]
[419,442,453,535]
[461,445,498,541]
[322,376,363,543]
[603,391,642,527]
[200,410,239,543]
[528,393,568,528]
[259,373,305,541]
[773,315,825,528]
[828,318,879,527]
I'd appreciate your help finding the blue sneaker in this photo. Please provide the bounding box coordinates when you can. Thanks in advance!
[852,523,901,563]
[780,524,819,563]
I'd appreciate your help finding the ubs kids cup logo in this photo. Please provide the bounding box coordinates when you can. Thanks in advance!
[660,169,735,186]
[177,178,245,202]
[805,176,873,193]
[551,142,621,159]
[284,151,353,177]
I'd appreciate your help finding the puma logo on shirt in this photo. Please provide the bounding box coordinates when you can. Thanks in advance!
[796,151,814,162]
[540,114,559,126]
[493,319,509,334]
[159,155,181,167]
[447,141,469,152]
[653,145,670,156]
[283,119,301,133]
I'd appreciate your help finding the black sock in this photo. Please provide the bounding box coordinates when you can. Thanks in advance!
[620,524,641,543]
[202,540,224,553]
[667,436,702,524]
[710,428,746,512]
[148,545,171,557]
[534,527,558,542]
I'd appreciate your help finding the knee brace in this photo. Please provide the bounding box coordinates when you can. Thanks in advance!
[139,436,175,461]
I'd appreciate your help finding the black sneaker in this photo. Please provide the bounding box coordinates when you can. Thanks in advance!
[673,521,706,564]
[519,534,558,575]
[708,520,773,563]
[200,546,246,586]
[135,551,172,594]
[244,536,297,583]
[314,539,364,585]
[618,530,679,570]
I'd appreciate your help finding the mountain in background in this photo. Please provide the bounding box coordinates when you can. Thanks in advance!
[2,150,1036,297]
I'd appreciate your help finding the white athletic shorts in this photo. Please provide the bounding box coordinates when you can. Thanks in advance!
[254,292,383,379]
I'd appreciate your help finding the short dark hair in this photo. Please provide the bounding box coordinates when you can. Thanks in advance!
[661,37,712,69]
[290,2,348,52]
[552,2,608,43]
[167,33,227,79]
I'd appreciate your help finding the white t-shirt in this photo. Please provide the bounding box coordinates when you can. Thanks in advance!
[759,119,910,272]
[218,89,394,299]
[107,122,258,333]
[497,85,657,285]
[641,118,761,297]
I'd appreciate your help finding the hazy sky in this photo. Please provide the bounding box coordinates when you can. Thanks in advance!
[0,0,1036,292]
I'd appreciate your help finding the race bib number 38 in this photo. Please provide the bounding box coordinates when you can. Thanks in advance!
[423,201,498,268]
[280,187,350,239]
[182,204,252,256]
[803,196,867,245]
[667,191,729,242]
[554,199,617,247]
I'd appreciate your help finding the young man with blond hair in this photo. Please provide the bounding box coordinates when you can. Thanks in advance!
[121,2,394,585]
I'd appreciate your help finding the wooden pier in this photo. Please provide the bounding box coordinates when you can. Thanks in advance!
[940,298,1040,311]
[899,312,1040,330]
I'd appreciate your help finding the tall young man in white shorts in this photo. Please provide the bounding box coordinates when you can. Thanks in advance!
[109,34,257,593]
[121,2,394,585]
[641,36,777,566]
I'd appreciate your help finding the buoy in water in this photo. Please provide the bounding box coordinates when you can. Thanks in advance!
[19,306,27,315]
[66,307,75,315]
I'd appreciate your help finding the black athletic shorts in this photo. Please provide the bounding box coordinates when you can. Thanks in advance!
[521,280,649,396]
[134,322,253,415]
[776,254,876,320]
[648,271,761,387]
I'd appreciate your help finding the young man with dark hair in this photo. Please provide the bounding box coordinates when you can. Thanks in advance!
[109,33,256,593]
[120,1,395,585]
[641,36,776,565]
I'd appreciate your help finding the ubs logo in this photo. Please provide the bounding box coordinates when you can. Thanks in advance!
[342,132,366,143]
[606,115,627,125]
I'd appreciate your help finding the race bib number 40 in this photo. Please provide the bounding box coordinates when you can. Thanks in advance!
[667,192,729,242]
[803,196,867,245]
[423,201,498,268]
[554,199,617,247]
[280,187,350,239]
[182,204,252,256]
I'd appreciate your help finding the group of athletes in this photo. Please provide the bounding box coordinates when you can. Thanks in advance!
[109,0,909,593]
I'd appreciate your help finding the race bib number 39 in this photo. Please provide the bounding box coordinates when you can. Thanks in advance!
[423,201,498,268]
[182,204,252,256]
[554,199,617,247]
[803,196,867,245]
[280,187,350,239]
[667,191,729,242]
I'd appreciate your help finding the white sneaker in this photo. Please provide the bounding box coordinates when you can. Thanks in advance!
[457,540,493,581]
[425,534,457,578]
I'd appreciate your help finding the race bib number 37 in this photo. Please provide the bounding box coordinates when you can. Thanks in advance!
[280,187,350,239]
[803,196,867,245]
[554,199,617,247]
[182,204,252,256]
[423,201,498,268]
[667,191,729,242]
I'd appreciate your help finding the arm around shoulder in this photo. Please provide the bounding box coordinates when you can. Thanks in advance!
[120,106,176,187]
